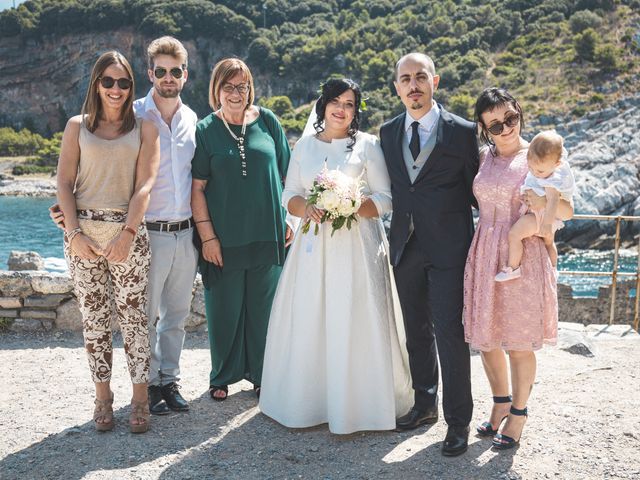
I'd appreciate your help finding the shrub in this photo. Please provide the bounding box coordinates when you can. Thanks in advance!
[595,44,619,72]
[12,164,55,175]
[448,93,475,120]
[574,28,598,61]
[569,10,602,34]
[0,127,45,156]
[258,96,294,118]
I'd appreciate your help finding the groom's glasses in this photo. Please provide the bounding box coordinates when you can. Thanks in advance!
[486,113,520,136]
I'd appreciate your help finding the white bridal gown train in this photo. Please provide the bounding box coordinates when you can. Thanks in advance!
[259,132,412,434]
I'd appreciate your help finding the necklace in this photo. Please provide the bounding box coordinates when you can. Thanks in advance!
[220,109,248,178]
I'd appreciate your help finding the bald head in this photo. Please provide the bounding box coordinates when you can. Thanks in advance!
[394,53,436,79]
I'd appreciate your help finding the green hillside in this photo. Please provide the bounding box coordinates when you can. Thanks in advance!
[2,0,639,131]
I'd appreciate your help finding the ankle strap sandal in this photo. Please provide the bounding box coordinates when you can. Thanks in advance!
[492,405,528,450]
[476,395,512,437]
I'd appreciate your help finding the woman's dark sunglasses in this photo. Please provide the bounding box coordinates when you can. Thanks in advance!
[486,113,520,136]
[99,76,132,90]
[154,67,184,79]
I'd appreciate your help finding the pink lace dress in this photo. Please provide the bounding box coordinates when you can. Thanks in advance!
[463,147,558,351]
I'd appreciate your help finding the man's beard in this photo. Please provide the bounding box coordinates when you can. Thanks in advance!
[155,84,181,98]
[410,101,424,110]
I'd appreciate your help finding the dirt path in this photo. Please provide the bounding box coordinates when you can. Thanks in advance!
[1,325,639,480]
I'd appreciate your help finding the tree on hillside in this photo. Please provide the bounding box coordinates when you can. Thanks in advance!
[574,28,598,61]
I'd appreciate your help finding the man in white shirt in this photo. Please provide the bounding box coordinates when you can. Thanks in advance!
[132,36,198,415]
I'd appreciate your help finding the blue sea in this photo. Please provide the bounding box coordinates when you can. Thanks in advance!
[0,196,637,296]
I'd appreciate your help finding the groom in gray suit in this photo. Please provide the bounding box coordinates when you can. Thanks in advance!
[379,52,479,456]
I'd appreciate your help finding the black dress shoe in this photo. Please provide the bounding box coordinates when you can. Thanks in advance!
[161,382,189,411]
[148,385,170,415]
[442,425,470,456]
[395,406,438,431]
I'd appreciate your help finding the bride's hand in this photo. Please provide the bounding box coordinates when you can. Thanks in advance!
[304,205,325,224]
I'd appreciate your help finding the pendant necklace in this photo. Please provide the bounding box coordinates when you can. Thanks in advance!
[220,109,248,178]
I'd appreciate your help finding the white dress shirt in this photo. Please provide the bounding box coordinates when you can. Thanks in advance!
[133,89,197,222]
[403,101,440,150]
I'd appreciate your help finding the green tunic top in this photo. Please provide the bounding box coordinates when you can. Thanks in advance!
[192,107,291,287]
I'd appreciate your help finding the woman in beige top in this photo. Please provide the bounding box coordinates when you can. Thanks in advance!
[56,51,159,433]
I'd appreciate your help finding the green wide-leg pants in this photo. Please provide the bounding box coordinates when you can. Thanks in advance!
[205,264,282,387]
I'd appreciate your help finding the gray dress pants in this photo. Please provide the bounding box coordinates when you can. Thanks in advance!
[147,227,198,386]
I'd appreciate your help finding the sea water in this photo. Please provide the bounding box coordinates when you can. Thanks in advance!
[0,196,637,296]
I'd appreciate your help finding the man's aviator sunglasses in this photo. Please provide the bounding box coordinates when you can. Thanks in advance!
[99,76,132,90]
[154,67,185,79]
[486,113,520,136]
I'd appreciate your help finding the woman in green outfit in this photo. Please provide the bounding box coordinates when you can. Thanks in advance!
[191,58,293,401]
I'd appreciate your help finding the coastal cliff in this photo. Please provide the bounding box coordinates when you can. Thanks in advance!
[555,95,640,246]
[0,30,269,134]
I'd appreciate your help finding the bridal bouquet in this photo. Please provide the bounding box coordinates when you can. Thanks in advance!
[301,163,364,236]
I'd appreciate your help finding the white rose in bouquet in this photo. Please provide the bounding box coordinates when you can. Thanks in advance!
[318,190,340,211]
[337,197,358,217]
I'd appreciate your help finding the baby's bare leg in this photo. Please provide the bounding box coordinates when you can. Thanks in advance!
[507,213,539,269]
[542,233,558,267]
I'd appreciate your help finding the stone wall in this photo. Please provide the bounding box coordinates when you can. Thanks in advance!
[558,279,638,327]
[1,270,638,333]
[0,270,206,333]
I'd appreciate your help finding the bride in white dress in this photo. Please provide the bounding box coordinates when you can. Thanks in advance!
[259,79,412,434]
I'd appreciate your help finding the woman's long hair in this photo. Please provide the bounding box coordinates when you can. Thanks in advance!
[474,87,525,146]
[314,78,362,150]
[81,51,136,134]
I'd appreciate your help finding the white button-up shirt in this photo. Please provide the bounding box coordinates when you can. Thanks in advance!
[133,89,197,222]
[404,101,440,150]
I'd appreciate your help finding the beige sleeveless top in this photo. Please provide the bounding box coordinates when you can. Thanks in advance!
[74,118,141,211]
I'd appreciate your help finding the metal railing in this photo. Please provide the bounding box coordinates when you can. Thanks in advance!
[559,214,640,331]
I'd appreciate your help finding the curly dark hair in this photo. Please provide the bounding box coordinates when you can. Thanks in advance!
[474,87,525,146]
[313,78,362,150]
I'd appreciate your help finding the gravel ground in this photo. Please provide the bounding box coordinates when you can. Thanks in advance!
[1,325,639,480]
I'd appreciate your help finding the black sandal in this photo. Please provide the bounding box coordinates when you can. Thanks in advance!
[476,395,512,437]
[253,384,261,399]
[492,406,528,450]
[209,385,228,402]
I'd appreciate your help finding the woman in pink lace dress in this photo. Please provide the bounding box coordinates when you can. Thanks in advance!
[463,88,573,449]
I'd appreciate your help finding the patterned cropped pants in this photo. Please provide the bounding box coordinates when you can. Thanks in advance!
[64,210,151,384]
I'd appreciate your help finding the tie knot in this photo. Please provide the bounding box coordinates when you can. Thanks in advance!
[411,121,420,132]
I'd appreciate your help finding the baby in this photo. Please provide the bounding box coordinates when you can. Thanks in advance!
[495,130,575,282]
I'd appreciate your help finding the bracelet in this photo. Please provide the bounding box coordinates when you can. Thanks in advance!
[65,227,82,242]
[201,237,218,244]
[122,224,137,236]
[194,219,212,224]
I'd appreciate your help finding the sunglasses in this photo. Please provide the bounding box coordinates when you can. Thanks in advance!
[154,67,184,79]
[99,76,132,90]
[486,113,520,136]
[221,83,249,94]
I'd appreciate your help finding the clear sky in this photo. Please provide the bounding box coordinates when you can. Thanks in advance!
[0,0,25,12]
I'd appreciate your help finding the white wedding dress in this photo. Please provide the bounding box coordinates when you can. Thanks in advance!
[259,132,412,434]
